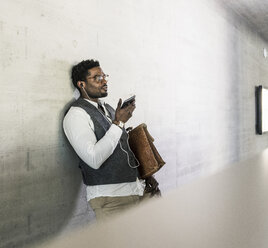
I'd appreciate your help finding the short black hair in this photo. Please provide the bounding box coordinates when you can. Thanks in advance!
[71,59,100,89]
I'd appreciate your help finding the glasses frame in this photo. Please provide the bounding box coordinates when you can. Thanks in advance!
[87,74,109,83]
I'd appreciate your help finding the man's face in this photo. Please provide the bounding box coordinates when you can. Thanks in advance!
[83,66,108,99]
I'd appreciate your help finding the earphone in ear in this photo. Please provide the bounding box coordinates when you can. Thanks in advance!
[80,83,91,100]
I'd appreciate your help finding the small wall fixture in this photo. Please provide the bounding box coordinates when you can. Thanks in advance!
[264,48,268,58]
[256,85,268,134]
[263,48,268,58]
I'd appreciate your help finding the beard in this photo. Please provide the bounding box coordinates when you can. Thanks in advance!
[86,91,108,99]
[100,92,108,97]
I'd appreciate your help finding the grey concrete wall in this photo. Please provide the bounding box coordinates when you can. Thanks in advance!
[1,0,268,247]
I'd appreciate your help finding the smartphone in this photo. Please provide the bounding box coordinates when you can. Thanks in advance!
[121,95,136,109]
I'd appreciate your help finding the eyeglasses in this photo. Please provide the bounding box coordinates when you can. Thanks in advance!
[87,74,109,83]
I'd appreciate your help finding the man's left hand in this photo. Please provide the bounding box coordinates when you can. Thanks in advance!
[145,176,161,197]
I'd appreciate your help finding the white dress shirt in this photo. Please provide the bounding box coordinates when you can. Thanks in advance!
[63,98,145,201]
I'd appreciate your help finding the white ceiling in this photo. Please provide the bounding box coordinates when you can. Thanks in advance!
[222,0,268,41]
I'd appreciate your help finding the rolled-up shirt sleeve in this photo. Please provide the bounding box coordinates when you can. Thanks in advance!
[63,107,123,169]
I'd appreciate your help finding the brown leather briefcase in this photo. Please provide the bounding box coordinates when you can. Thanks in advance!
[128,123,165,179]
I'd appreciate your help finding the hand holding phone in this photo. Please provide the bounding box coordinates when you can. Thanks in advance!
[114,96,136,124]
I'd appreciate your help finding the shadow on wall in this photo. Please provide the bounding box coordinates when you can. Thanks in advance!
[0,96,93,248]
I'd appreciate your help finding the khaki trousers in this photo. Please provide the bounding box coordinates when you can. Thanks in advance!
[89,192,151,222]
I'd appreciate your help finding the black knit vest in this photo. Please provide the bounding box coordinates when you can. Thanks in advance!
[68,98,140,186]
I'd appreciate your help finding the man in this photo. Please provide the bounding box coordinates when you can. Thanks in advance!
[63,59,159,221]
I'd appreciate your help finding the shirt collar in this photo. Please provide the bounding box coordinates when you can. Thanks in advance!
[83,98,105,108]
